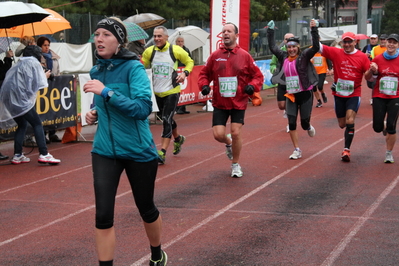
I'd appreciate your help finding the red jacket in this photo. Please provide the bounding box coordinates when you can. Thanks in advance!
[198,45,264,110]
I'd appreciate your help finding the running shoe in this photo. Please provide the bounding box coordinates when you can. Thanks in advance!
[157,150,166,165]
[286,125,290,133]
[384,151,394,163]
[341,149,350,162]
[324,80,328,85]
[226,134,233,160]
[308,125,316,137]
[283,110,287,118]
[231,163,243,178]
[173,135,186,155]
[322,93,328,103]
[316,101,322,108]
[38,153,61,165]
[11,154,30,165]
[289,149,302,160]
[150,250,168,266]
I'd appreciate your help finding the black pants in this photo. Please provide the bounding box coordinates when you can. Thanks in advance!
[92,153,159,229]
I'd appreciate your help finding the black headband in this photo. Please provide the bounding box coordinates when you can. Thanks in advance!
[96,18,126,44]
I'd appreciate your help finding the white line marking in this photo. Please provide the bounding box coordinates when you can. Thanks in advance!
[321,174,399,266]
[131,122,372,266]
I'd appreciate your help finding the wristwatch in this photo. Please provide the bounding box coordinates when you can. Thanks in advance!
[184,70,189,77]
[106,90,114,102]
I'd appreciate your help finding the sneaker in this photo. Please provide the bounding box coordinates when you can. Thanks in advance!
[231,163,243,178]
[289,148,302,159]
[308,125,316,137]
[38,153,61,165]
[173,135,186,155]
[370,99,373,105]
[341,149,350,162]
[283,110,287,118]
[226,134,233,160]
[324,80,328,85]
[157,150,165,165]
[11,154,30,165]
[322,93,328,103]
[316,101,323,108]
[384,151,394,163]
[149,250,168,266]
[286,125,290,133]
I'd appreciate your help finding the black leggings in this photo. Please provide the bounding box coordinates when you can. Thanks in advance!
[156,93,179,138]
[286,90,313,131]
[372,97,399,134]
[92,153,159,229]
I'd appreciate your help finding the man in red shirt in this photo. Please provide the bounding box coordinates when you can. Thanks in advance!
[198,22,264,178]
[321,32,370,162]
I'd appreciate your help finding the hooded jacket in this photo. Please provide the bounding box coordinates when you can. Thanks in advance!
[90,48,158,162]
[268,27,319,91]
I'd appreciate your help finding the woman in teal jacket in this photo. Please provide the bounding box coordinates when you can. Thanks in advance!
[84,17,167,266]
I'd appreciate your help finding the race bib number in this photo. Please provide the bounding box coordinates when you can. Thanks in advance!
[336,78,355,96]
[286,76,301,94]
[153,62,170,79]
[219,76,238,97]
[379,76,398,96]
[312,56,323,67]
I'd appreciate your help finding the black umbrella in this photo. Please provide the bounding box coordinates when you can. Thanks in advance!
[0,2,50,28]
[0,1,50,60]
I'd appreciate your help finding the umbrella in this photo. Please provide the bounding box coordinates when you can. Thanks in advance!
[124,12,166,30]
[297,20,308,24]
[168,26,210,52]
[0,37,13,53]
[0,8,71,38]
[88,21,148,43]
[317,18,327,24]
[355,34,369,40]
[0,2,50,29]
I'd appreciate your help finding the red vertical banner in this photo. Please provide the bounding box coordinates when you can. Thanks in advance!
[210,0,251,53]
[239,0,250,52]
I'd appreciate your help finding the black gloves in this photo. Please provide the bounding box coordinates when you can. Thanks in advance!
[202,85,211,96]
[244,85,255,95]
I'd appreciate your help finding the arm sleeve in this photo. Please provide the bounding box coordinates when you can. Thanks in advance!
[108,62,153,120]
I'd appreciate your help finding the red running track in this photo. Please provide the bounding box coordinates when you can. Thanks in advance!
[1,78,399,265]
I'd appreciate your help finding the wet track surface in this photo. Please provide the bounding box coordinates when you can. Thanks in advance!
[1,79,399,265]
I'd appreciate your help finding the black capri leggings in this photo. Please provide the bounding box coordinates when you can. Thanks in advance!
[286,90,313,131]
[156,93,179,138]
[92,153,159,229]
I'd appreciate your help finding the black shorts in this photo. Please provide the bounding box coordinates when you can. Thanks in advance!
[212,107,245,126]
[334,96,361,118]
[277,84,287,102]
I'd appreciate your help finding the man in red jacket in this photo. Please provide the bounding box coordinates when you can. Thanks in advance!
[198,22,264,178]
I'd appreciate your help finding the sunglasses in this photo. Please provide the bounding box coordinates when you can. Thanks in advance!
[342,39,354,44]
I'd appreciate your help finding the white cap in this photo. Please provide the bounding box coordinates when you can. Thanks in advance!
[370,34,378,38]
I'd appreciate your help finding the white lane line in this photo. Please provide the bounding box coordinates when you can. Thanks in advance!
[131,122,372,266]
[0,165,92,194]
[321,174,399,266]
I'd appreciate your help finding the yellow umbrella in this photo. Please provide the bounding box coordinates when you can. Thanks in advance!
[0,8,71,38]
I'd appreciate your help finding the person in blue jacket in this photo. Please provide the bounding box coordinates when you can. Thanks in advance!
[83,17,167,266]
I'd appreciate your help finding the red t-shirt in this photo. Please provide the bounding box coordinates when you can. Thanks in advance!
[322,45,370,97]
[372,55,399,99]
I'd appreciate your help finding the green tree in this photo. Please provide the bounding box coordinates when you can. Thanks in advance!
[251,0,290,21]
[381,0,399,34]
[33,0,210,20]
